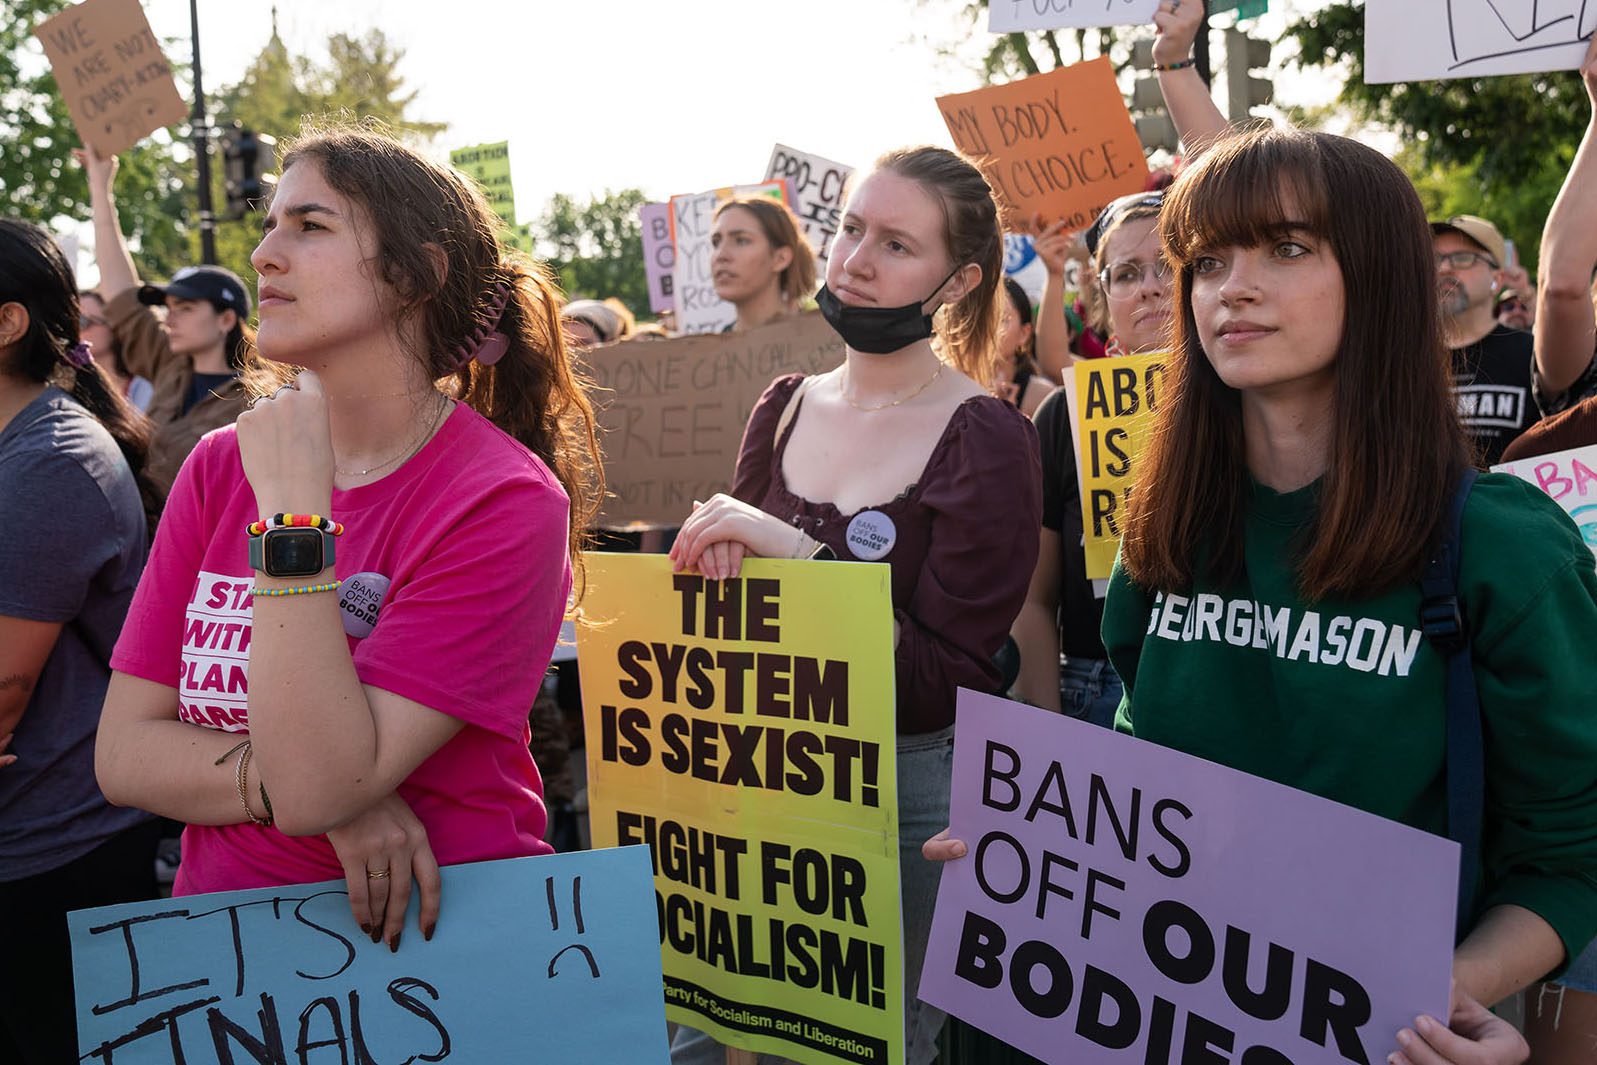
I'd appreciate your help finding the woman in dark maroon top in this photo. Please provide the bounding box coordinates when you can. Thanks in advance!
[668,145,1041,1064]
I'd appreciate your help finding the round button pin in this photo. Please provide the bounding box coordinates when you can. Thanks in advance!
[339,572,391,638]
[845,510,898,561]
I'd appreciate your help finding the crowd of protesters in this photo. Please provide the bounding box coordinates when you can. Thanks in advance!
[4,2,1597,1063]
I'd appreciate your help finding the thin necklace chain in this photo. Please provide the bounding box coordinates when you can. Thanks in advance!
[334,393,450,479]
[840,362,944,413]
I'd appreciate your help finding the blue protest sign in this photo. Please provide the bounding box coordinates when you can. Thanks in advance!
[1003,233,1037,275]
[69,847,668,1063]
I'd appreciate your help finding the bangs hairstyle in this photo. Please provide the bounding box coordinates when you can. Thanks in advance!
[1121,127,1470,600]
[712,197,818,304]
[867,146,1004,384]
[278,120,603,593]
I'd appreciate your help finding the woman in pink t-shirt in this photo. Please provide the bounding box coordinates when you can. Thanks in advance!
[96,126,603,950]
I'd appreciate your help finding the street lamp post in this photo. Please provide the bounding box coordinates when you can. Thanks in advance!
[189,0,217,265]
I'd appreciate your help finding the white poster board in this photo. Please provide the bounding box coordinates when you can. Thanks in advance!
[1366,0,1596,84]
[990,0,1159,32]
[1492,443,1597,556]
[764,143,854,266]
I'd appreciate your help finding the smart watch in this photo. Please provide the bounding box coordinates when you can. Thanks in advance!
[248,526,336,578]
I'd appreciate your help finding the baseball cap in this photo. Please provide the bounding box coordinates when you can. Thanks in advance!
[138,266,252,317]
[1430,215,1506,268]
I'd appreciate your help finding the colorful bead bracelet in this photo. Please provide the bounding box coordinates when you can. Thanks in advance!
[1154,56,1197,72]
[250,580,342,598]
[247,513,345,537]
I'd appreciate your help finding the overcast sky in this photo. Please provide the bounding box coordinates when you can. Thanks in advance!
[137,0,1342,223]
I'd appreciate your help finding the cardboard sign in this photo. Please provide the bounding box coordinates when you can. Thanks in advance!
[990,0,1160,32]
[579,554,903,1065]
[640,201,677,314]
[920,691,1457,1065]
[584,310,844,527]
[765,144,855,265]
[1366,1,1595,84]
[450,141,517,230]
[69,849,669,1063]
[1493,444,1597,555]
[670,182,788,335]
[1060,351,1168,579]
[937,58,1150,232]
[33,0,188,158]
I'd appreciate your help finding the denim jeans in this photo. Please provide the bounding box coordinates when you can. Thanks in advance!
[670,725,955,1065]
[1059,656,1123,729]
[1551,936,1597,992]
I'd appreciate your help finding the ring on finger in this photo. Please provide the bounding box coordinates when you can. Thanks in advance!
[367,868,391,880]
[272,383,298,399]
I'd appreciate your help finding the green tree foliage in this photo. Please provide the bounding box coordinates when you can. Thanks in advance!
[2,0,195,279]
[532,189,650,318]
[2,3,445,288]
[1286,1,1587,263]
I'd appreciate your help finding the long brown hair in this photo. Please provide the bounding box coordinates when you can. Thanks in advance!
[3,221,161,530]
[1121,127,1470,600]
[279,122,603,589]
[713,197,818,305]
[873,146,1004,384]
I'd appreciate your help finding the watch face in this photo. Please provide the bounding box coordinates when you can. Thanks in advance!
[265,528,325,577]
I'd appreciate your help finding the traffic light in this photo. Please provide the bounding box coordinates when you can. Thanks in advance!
[220,124,277,220]
[1130,39,1180,155]
[1224,28,1273,122]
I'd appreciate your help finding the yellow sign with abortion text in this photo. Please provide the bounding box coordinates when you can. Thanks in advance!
[1063,352,1168,580]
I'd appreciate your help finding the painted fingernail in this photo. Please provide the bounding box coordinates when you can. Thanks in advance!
[370,928,381,944]
[424,924,434,942]
[360,923,371,936]
[390,933,401,953]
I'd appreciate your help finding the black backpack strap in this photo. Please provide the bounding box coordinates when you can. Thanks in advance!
[1418,468,1482,942]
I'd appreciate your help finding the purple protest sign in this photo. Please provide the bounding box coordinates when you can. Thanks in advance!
[920,690,1457,1065]
[639,202,675,314]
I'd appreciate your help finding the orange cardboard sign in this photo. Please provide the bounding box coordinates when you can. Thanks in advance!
[34,0,188,158]
[937,57,1150,231]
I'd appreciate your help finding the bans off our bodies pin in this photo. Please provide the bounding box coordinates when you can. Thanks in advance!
[845,510,897,561]
[339,572,391,638]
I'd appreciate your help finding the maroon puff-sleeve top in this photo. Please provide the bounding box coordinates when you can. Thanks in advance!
[732,373,1043,735]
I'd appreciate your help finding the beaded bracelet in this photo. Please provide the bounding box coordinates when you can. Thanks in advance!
[1154,56,1197,71]
[247,513,345,537]
[251,579,342,598]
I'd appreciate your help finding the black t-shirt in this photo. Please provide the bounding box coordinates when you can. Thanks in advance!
[183,371,237,416]
[1032,388,1108,660]
[1451,325,1537,466]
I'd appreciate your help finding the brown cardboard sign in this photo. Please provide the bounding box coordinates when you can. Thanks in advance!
[34,0,188,157]
[585,311,845,527]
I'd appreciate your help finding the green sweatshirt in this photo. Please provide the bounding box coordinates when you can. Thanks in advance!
[1103,473,1597,969]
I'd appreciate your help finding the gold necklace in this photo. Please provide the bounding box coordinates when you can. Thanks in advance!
[840,362,945,413]
[334,393,450,478]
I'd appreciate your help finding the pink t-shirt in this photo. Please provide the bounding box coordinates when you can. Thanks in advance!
[111,402,567,894]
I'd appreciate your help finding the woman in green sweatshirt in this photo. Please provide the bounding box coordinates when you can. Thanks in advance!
[1094,127,1597,1065]
[928,124,1597,1064]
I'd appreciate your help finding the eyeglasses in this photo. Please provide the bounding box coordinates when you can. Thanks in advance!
[1435,251,1497,271]
[79,313,109,329]
[1099,258,1172,299]
[1498,299,1528,314]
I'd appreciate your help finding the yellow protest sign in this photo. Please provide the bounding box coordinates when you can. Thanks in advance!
[1063,352,1168,579]
[450,141,517,230]
[579,554,902,1065]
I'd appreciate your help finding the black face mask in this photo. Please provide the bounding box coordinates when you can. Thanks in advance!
[815,265,963,354]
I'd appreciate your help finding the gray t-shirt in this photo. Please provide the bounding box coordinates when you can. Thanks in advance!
[0,387,153,880]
